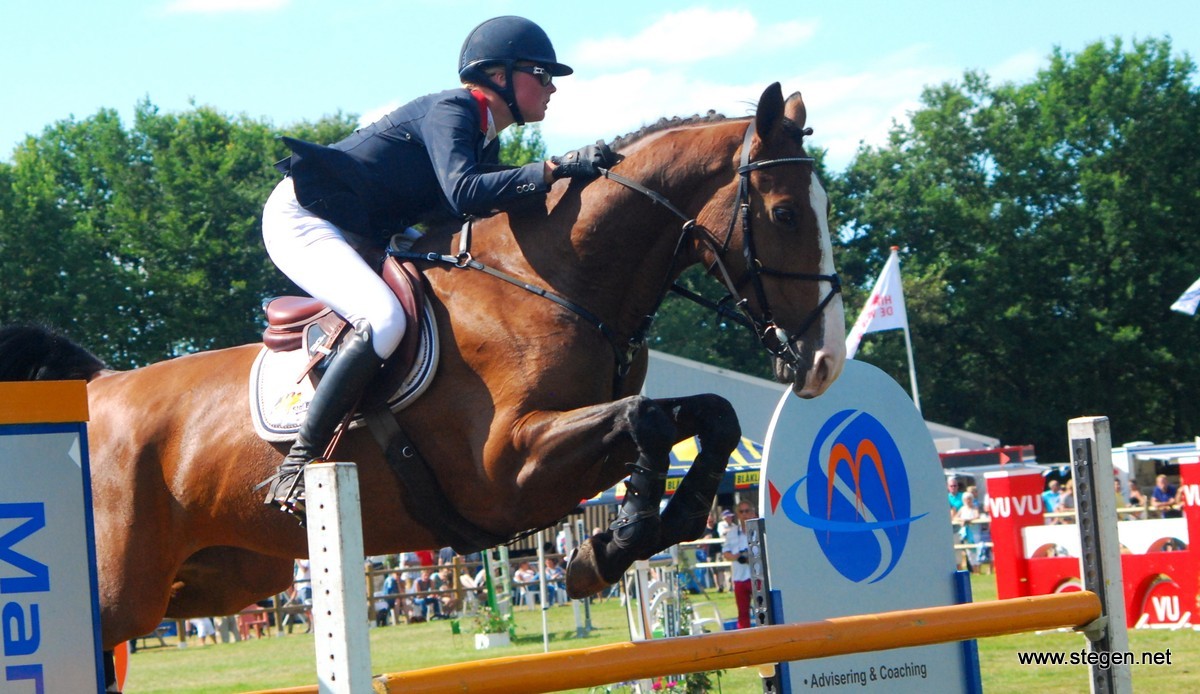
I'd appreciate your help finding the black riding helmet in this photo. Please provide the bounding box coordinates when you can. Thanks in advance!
[458,16,572,126]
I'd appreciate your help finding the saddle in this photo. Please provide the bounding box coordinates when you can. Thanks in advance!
[248,255,440,442]
[250,253,504,552]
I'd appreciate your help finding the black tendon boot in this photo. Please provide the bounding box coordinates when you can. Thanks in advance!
[259,320,384,524]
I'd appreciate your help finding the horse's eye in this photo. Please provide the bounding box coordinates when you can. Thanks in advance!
[773,207,796,227]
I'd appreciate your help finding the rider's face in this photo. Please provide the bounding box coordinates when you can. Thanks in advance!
[511,62,556,123]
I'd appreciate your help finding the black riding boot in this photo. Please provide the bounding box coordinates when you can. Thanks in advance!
[260,320,384,523]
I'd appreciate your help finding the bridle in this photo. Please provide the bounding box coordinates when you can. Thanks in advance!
[602,121,841,374]
[391,120,841,391]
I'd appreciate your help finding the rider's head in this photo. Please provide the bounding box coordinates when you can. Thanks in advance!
[459,16,571,126]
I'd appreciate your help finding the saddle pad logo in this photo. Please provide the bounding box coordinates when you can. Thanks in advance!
[777,408,926,583]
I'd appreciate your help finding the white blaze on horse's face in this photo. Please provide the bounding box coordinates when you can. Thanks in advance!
[797,170,845,398]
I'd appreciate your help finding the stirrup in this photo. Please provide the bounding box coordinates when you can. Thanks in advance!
[256,462,311,526]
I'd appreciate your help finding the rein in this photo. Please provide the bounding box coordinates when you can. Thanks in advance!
[389,121,841,392]
[604,122,842,371]
[389,229,639,393]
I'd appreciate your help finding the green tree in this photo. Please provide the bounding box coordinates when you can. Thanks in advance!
[498,124,547,166]
[0,102,356,367]
[832,37,1200,459]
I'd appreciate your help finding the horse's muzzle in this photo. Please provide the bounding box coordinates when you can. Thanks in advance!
[774,345,844,399]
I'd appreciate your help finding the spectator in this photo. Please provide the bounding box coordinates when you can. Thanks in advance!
[543,557,565,605]
[291,559,313,632]
[399,552,421,587]
[381,570,404,625]
[722,502,756,628]
[373,591,391,627]
[1041,480,1061,520]
[409,570,443,621]
[433,567,460,616]
[1152,474,1181,518]
[717,509,734,539]
[1055,479,1076,521]
[947,477,964,518]
[694,513,719,590]
[189,617,218,646]
[513,561,538,606]
[955,491,984,568]
[1126,480,1148,518]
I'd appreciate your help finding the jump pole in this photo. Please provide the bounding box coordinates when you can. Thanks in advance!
[247,591,1100,694]
[304,462,373,694]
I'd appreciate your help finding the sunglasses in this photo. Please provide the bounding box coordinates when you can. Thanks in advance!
[513,65,553,87]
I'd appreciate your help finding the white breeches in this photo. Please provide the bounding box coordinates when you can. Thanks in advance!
[262,178,405,359]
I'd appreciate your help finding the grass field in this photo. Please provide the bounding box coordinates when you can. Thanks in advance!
[122,574,1199,692]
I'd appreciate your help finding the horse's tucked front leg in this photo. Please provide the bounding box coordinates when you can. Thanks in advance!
[564,397,676,598]
[658,394,741,545]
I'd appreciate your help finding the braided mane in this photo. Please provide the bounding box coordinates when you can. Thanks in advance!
[608,110,729,152]
[606,107,809,152]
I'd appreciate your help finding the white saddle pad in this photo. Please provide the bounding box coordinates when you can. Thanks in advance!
[248,297,440,442]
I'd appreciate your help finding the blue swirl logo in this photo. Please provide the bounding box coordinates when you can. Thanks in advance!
[776,409,925,583]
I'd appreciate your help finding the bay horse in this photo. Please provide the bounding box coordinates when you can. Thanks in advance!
[1,83,844,651]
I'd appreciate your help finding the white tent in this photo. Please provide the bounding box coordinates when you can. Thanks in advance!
[642,350,999,452]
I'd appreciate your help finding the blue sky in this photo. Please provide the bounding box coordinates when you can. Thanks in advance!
[2,1,1197,172]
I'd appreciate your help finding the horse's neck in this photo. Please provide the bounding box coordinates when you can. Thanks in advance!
[467,126,738,341]
[577,131,737,332]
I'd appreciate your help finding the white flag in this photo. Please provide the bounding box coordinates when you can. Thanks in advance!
[846,248,909,359]
[1171,276,1200,316]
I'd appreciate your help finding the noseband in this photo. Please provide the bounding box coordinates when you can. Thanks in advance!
[602,121,842,373]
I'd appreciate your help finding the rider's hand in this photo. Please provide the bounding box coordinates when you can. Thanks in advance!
[549,141,617,181]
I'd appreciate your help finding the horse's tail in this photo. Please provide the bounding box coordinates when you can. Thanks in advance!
[0,324,106,381]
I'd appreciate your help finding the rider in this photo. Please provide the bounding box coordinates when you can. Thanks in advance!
[260,15,617,522]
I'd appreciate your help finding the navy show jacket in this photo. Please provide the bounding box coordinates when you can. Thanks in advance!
[277,88,550,241]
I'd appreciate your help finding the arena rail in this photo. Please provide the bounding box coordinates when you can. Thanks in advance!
[246,590,1101,694]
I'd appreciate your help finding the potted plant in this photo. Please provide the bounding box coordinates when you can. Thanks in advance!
[472,606,514,649]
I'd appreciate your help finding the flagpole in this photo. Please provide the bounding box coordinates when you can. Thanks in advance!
[902,320,921,412]
[881,246,920,411]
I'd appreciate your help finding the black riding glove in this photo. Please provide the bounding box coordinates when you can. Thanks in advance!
[736,552,748,565]
[550,141,617,180]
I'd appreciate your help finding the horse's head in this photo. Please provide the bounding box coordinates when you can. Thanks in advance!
[703,83,846,398]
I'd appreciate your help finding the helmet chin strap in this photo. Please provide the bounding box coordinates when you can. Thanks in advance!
[481,64,525,126]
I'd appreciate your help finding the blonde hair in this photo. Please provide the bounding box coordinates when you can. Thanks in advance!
[462,65,506,89]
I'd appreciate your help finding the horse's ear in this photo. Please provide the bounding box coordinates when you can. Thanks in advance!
[755,82,785,138]
[784,91,807,130]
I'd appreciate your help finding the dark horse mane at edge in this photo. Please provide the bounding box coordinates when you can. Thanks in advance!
[606,99,810,153]
[0,324,106,381]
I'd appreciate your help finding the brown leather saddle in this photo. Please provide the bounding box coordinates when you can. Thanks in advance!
[261,255,427,406]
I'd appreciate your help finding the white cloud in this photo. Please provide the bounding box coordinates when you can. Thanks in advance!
[574,9,816,68]
[756,19,820,51]
[542,43,963,172]
[989,50,1044,84]
[359,100,401,129]
[165,0,289,13]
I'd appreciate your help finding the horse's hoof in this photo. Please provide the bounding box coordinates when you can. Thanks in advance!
[565,538,613,599]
